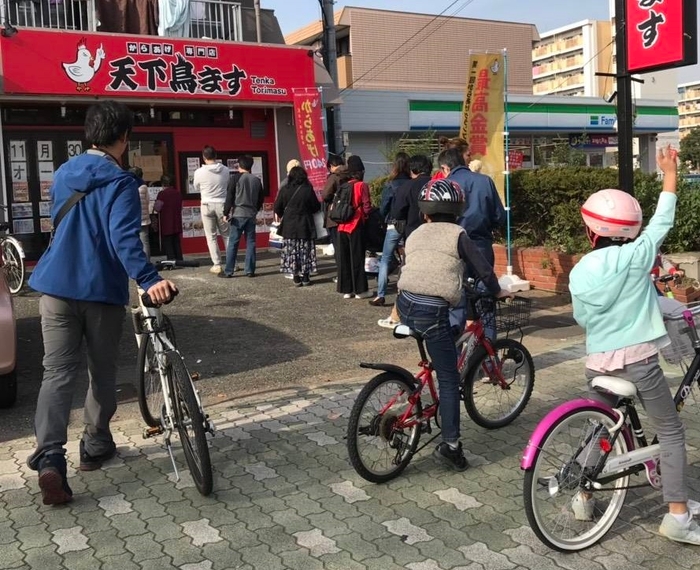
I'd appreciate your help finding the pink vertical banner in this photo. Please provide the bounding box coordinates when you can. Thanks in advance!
[293,90,327,199]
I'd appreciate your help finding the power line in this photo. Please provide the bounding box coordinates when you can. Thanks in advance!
[338,0,474,95]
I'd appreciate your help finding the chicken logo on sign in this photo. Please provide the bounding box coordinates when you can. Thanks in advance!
[62,38,105,92]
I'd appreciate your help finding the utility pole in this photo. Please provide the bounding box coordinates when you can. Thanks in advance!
[613,0,635,195]
[321,0,342,155]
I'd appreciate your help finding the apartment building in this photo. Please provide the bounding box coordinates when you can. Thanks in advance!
[678,81,700,137]
[532,20,613,97]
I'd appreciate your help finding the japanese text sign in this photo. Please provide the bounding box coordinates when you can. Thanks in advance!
[293,91,327,197]
[460,53,505,202]
[0,29,315,103]
[626,0,697,74]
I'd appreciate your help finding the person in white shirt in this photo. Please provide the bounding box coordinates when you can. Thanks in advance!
[193,146,230,273]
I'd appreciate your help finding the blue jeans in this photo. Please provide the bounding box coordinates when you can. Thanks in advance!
[377,227,401,298]
[225,216,257,275]
[397,293,461,443]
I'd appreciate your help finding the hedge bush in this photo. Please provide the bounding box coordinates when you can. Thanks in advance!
[508,167,700,254]
[367,167,700,255]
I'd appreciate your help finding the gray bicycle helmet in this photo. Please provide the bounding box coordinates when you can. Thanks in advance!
[418,178,465,217]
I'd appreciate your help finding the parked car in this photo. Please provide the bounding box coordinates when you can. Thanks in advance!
[0,249,17,407]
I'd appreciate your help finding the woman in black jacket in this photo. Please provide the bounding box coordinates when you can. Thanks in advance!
[273,166,321,286]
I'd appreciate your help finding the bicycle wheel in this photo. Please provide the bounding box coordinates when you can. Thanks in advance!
[2,239,24,294]
[523,407,629,551]
[347,373,421,483]
[166,350,213,496]
[137,317,176,427]
[462,338,534,429]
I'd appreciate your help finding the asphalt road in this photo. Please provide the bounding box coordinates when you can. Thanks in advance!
[3,251,582,444]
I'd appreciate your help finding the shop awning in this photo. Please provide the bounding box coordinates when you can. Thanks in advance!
[314,59,343,106]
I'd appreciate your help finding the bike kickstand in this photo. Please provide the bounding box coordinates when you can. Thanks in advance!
[164,436,180,482]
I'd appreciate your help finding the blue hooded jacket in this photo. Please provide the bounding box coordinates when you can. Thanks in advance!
[29,152,161,305]
[448,166,506,245]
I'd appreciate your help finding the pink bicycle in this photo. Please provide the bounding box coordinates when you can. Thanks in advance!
[521,301,700,551]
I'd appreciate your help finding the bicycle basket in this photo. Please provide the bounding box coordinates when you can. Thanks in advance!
[475,296,532,334]
[660,303,700,366]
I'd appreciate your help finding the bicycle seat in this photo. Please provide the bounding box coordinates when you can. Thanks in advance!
[591,376,637,398]
[393,324,423,341]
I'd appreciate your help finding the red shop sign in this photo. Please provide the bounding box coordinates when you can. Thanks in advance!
[626,0,697,74]
[293,90,327,197]
[0,29,315,103]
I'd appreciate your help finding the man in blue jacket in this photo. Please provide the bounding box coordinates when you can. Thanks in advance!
[439,148,506,338]
[27,101,177,506]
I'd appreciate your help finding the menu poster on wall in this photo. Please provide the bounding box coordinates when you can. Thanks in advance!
[40,181,52,201]
[252,157,264,185]
[39,201,52,217]
[11,203,33,219]
[182,206,205,238]
[13,219,34,234]
[186,157,201,194]
[40,218,53,233]
[12,182,29,202]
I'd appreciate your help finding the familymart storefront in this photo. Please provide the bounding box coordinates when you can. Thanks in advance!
[408,95,678,171]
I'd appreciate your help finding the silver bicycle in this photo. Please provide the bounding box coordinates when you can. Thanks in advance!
[132,259,214,496]
[0,206,26,294]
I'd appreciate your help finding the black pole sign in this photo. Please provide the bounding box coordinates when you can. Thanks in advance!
[615,0,636,195]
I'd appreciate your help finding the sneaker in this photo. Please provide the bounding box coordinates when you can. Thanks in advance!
[659,513,700,545]
[343,293,353,299]
[284,273,294,279]
[210,264,222,274]
[434,442,469,472]
[293,275,302,287]
[245,273,255,278]
[378,318,399,329]
[37,454,73,506]
[217,272,233,279]
[301,274,311,286]
[355,292,371,300]
[332,277,338,284]
[571,491,595,521]
[79,440,117,472]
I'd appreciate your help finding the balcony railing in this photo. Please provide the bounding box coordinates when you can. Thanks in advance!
[6,0,96,31]
[189,0,242,42]
[4,0,243,41]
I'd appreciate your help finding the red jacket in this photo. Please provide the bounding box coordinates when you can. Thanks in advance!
[155,186,183,236]
[338,180,372,234]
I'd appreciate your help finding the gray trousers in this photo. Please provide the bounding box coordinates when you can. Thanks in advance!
[201,203,230,266]
[27,295,125,470]
[586,355,687,504]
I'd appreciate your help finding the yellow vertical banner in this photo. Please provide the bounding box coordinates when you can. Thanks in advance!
[460,53,505,202]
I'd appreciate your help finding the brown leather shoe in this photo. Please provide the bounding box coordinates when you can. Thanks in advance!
[368,297,386,307]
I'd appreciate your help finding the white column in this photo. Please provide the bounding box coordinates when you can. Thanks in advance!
[637,134,658,174]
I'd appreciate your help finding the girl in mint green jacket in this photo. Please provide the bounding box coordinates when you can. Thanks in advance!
[569,147,700,545]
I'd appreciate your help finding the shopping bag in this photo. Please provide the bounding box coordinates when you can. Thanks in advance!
[269,222,284,249]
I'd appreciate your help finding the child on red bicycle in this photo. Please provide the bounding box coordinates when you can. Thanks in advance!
[396,179,508,471]
[569,146,700,545]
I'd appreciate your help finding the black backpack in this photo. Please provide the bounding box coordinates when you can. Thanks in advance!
[328,180,356,223]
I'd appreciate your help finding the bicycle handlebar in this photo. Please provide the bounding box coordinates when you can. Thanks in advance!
[153,259,200,271]
[141,288,179,308]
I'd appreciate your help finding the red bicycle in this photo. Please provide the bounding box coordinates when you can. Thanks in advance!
[346,287,534,483]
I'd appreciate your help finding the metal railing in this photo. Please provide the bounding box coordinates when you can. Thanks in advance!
[189,0,242,42]
[4,0,243,41]
[6,0,97,31]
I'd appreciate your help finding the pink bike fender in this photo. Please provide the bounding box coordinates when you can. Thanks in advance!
[520,398,618,471]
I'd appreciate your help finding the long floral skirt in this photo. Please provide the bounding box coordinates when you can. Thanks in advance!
[280,239,317,276]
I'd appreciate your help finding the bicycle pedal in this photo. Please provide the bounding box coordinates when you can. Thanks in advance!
[143,426,163,439]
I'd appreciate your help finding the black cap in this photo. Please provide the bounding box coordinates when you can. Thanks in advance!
[347,155,365,172]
